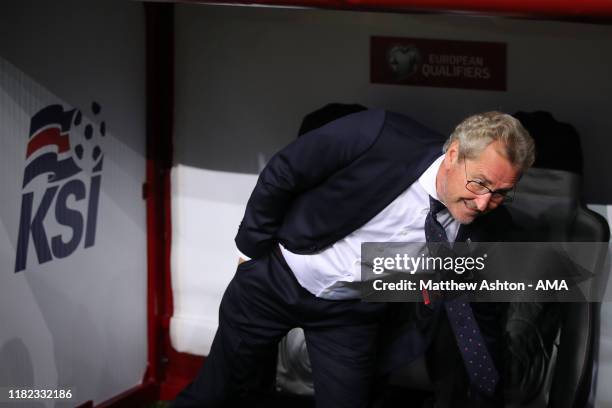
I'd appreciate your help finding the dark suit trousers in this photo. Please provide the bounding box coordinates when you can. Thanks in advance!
[171,249,387,408]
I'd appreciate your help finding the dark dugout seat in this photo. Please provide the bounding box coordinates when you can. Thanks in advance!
[502,112,610,408]
[506,112,610,408]
[502,167,608,407]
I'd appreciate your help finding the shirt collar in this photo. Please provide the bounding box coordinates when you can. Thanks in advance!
[418,154,445,203]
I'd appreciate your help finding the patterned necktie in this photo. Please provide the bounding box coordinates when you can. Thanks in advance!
[425,195,500,396]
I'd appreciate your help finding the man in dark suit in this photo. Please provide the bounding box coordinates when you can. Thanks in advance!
[172,109,535,408]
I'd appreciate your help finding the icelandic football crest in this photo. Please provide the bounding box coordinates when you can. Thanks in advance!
[15,103,105,272]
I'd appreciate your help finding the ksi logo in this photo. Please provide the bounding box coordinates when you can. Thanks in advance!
[15,103,105,272]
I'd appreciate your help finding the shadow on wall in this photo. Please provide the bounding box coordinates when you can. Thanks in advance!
[0,338,44,408]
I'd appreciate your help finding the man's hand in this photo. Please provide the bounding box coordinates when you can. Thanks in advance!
[238,257,247,265]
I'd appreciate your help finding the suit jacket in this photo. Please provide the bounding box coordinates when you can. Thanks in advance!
[235,109,511,259]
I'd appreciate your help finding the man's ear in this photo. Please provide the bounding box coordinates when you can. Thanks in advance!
[444,140,460,168]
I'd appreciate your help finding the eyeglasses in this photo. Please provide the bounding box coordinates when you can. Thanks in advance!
[463,159,515,203]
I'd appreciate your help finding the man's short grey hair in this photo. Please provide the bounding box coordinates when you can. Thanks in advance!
[443,111,535,171]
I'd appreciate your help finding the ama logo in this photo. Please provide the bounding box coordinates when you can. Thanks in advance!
[15,103,105,272]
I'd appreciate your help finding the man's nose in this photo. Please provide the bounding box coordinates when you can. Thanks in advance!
[474,194,493,211]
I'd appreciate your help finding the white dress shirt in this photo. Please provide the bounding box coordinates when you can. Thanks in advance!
[277,154,460,299]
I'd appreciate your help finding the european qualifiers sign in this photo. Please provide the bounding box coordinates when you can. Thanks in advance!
[14,103,105,272]
[370,36,507,91]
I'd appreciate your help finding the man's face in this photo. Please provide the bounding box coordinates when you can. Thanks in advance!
[437,140,521,224]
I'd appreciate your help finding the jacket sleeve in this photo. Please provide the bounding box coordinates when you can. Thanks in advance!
[235,109,385,259]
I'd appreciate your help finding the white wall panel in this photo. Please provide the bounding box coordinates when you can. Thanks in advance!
[0,1,146,406]
[170,165,257,355]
